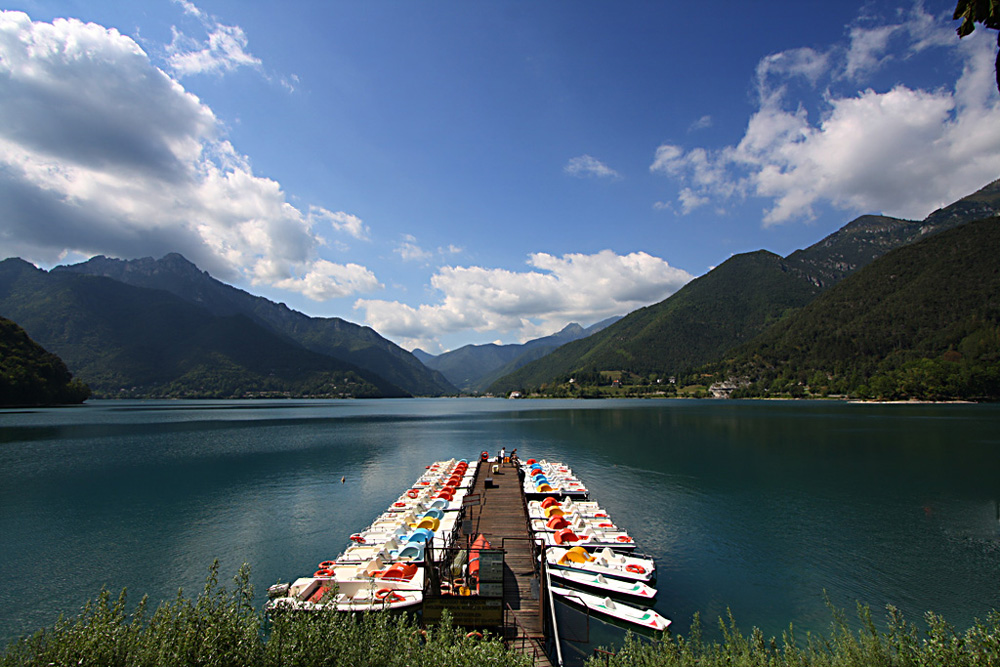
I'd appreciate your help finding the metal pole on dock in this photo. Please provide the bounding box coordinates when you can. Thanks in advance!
[543,549,565,667]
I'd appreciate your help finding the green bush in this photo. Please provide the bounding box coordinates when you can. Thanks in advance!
[589,603,1000,667]
[0,562,531,667]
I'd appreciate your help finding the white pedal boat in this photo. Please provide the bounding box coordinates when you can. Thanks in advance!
[523,461,589,496]
[530,513,620,534]
[546,546,654,581]
[549,585,670,632]
[267,576,422,613]
[528,500,608,520]
[523,476,589,497]
[534,527,637,550]
[548,569,656,601]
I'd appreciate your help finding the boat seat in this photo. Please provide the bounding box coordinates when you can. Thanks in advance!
[363,556,385,575]
[598,547,623,563]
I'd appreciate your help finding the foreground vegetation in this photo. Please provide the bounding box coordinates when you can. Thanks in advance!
[599,606,1000,667]
[3,564,1000,666]
[0,564,528,667]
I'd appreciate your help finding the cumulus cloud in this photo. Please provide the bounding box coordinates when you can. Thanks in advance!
[309,207,370,240]
[0,11,378,301]
[355,250,694,351]
[165,0,261,77]
[396,234,433,262]
[274,260,382,300]
[651,3,1000,225]
[564,154,621,179]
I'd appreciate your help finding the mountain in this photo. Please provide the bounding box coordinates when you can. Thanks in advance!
[489,251,821,393]
[782,179,1000,288]
[417,318,619,393]
[922,177,1000,228]
[784,214,919,288]
[53,253,456,396]
[0,259,407,399]
[721,217,1000,400]
[489,179,1000,394]
[0,315,90,406]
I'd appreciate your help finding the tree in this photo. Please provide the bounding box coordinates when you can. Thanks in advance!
[954,0,1000,92]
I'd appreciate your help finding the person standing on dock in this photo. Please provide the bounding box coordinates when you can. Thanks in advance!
[499,446,506,466]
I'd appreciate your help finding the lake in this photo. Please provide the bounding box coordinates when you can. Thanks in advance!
[1,398,998,657]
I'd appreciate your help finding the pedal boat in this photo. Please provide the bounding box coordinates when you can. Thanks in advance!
[267,558,424,613]
[549,585,670,632]
[548,568,656,601]
[533,527,637,550]
[267,577,422,613]
[546,546,654,581]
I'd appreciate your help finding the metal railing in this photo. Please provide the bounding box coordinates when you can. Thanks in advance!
[543,558,567,667]
[504,602,543,664]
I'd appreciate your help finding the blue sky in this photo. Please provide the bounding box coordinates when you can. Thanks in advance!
[2,1,999,352]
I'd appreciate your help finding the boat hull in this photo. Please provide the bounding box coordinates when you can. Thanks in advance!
[549,585,670,632]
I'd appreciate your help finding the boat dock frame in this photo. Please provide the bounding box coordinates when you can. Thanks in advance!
[471,457,552,666]
[424,457,559,666]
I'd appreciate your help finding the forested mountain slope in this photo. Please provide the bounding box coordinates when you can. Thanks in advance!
[721,217,1000,400]
[0,315,90,406]
[0,259,406,399]
[55,254,455,396]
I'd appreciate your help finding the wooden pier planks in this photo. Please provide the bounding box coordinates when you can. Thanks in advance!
[470,458,553,667]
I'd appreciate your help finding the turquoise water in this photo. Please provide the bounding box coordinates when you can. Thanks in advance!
[1,398,999,654]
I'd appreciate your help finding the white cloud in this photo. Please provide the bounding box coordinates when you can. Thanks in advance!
[564,154,621,179]
[396,234,432,262]
[166,0,261,77]
[309,207,370,241]
[649,144,685,175]
[355,250,694,351]
[678,188,709,214]
[754,47,831,99]
[651,3,1000,225]
[0,11,378,302]
[274,260,382,300]
[844,24,899,80]
[689,115,713,131]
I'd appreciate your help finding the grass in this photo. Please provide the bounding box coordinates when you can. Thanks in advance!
[593,603,1000,667]
[0,562,530,667]
[2,564,998,667]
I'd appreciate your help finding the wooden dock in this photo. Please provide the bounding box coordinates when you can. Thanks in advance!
[468,458,553,667]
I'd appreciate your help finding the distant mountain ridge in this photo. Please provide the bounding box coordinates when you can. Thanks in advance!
[54,253,456,396]
[489,179,1000,394]
[415,318,619,392]
[0,258,409,398]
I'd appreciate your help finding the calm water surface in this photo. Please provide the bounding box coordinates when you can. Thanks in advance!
[1,398,998,655]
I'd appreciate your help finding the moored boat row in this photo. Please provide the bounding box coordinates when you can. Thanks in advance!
[267,458,475,613]
[522,459,589,497]
[522,458,671,632]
